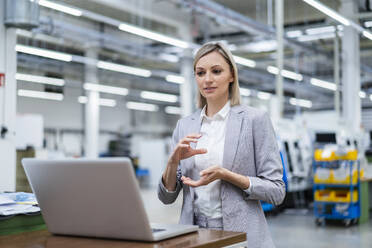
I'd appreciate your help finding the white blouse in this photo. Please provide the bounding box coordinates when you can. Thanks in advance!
[194,101,231,218]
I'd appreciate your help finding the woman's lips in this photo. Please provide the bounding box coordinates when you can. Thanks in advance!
[204,87,217,93]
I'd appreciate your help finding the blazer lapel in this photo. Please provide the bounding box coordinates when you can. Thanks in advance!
[186,110,202,202]
[222,106,244,171]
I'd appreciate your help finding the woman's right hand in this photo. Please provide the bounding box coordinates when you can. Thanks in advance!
[168,133,207,166]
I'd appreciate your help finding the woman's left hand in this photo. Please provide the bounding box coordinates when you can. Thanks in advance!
[181,165,227,187]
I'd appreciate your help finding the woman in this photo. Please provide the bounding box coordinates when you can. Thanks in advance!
[158,41,285,248]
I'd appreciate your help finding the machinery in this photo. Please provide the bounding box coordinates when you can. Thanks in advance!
[272,111,369,209]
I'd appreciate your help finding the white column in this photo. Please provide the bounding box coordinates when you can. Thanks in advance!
[0,0,17,191]
[84,48,99,158]
[179,25,195,117]
[334,30,341,118]
[275,0,284,118]
[269,96,280,124]
[180,48,194,117]
[340,0,361,133]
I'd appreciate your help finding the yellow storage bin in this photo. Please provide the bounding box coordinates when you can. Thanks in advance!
[332,168,364,184]
[336,150,358,161]
[314,190,334,202]
[333,190,358,203]
[314,149,336,161]
[314,149,358,161]
[314,149,323,161]
[314,168,333,184]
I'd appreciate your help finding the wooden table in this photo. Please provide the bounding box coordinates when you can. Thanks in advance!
[0,229,247,248]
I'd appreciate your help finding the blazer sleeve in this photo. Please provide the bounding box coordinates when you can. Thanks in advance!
[244,112,286,205]
[157,120,183,204]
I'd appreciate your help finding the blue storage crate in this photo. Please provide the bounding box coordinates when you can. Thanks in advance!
[313,160,361,226]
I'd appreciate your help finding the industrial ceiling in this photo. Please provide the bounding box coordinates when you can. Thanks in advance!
[15,0,372,115]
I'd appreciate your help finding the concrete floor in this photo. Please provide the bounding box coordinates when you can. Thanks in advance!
[140,188,372,248]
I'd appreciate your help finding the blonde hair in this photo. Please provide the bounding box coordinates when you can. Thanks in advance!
[193,41,241,108]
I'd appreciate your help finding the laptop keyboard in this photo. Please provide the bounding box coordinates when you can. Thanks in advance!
[152,228,166,233]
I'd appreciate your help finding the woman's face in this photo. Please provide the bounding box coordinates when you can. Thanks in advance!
[195,51,234,104]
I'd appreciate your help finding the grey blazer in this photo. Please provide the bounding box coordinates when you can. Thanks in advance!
[158,104,285,248]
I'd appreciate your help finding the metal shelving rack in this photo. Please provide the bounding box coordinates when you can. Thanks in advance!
[313,160,361,226]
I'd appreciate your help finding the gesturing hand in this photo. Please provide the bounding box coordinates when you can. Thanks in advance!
[168,134,207,165]
[181,165,226,187]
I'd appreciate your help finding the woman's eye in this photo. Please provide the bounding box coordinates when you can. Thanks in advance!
[196,71,205,76]
[213,69,221,74]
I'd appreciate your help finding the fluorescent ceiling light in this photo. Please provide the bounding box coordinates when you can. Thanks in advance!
[78,96,116,107]
[15,44,72,62]
[97,61,151,78]
[140,91,178,103]
[362,30,372,41]
[240,88,251,97]
[310,78,336,91]
[302,0,350,26]
[159,53,179,63]
[359,91,366,98]
[297,32,336,42]
[126,101,158,112]
[286,30,303,38]
[165,106,181,115]
[241,40,277,53]
[233,55,256,68]
[83,83,128,96]
[166,75,185,84]
[281,70,303,81]
[267,66,303,81]
[257,91,271,100]
[38,0,82,16]
[118,23,189,49]
[289,97,312,108]
[267,66,279,75]
[15,73,65,86]
[18,89,64,101]
[365,21,372,28]
[305,25,335,35]
[78,96,89,104]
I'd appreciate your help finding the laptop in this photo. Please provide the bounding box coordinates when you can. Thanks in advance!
[22,157,198,241]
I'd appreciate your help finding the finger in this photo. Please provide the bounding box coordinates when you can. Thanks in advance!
[181,176,196,183]
[180,137,199,145]
[181,176,191,181]
[182,179,204,187]
[186,133,202,139]
[191,148,207,155]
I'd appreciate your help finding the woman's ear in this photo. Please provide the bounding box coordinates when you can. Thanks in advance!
[229,75,234,84]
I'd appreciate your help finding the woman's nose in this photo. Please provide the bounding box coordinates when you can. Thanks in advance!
[205,71,213,83]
